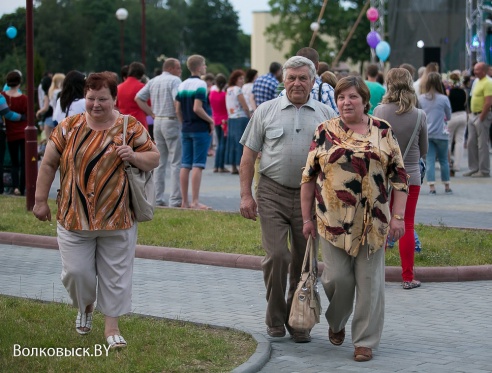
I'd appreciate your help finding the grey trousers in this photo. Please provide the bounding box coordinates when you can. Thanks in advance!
[467,113,491,175]
[257,175,307,328]
[320,237,385,349]
[57,223,137,317]
[154,118,182,207]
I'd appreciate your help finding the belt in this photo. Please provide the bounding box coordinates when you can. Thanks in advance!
[155,116,177,120]
[473,112,481,115]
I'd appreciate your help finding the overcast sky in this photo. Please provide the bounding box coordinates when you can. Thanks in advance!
[0,0,271,35]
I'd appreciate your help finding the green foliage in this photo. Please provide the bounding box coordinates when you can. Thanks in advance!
[0,8,27,79]
[0,296,256,372]
[266,0,372,66]
[207,62,230,76]
[186,0,242,70]
[0,0,250,78]
[385,224,492,267]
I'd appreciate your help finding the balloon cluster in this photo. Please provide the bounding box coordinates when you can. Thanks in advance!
[6,26,17,39]
[365,7,390,62]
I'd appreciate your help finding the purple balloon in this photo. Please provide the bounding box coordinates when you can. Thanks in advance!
[366,31,381,49]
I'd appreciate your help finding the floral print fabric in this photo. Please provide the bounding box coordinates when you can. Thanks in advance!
[301,116,408,256]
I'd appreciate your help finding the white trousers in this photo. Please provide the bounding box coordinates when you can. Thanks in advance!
[447,111,467,171]
[57,223,137,317]
[153,118,182,207]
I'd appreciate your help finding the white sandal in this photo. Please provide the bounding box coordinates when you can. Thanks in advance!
[106,335,127,349]
[75,311,93,335]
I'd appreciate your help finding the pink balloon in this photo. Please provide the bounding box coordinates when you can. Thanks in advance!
[366,7,379,22]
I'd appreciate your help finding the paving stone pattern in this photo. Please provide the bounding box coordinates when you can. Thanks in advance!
[1,244,491,372]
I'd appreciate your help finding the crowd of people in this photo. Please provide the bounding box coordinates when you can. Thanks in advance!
[1,49,489,360]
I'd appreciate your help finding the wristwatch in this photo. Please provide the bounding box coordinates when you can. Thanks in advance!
[392,214,404,221]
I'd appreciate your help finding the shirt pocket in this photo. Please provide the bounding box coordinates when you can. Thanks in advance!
[265,128,284,151]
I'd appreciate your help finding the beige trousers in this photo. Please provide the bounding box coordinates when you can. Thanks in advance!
[320,237,385,349]
[257,175,306,328]
[57,223,137,317]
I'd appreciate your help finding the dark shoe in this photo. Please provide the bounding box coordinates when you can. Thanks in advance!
[329,327,345,346]
[450,170,455,177]
[354,346,372,362]
[444,189,453,195]
[429,190,436,195]
[266,326,286,338]
[291,329,311,343]
[402,280,421,290]
[156,201,167,207]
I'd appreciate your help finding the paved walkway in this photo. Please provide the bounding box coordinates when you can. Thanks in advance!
[1,244,491,372]
[5,151,490,371]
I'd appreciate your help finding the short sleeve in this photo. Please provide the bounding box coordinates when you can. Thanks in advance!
[301,123,323,184]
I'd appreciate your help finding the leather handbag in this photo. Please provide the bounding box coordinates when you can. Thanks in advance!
[122,115,156,222]
[288,235,322,331]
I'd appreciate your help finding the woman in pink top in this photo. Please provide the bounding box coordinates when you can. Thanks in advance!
[209,74,229,172]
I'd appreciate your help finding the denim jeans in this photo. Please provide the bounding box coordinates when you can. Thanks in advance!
[426,138,450,184]
[181,131,212,169]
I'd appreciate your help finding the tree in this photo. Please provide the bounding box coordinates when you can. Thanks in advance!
[266,0,371,67]
[186,0,242,70]
[0,8,27,81]
[145,0,188,73]
[0,0,251,80]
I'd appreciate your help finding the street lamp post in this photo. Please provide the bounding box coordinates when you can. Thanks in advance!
[115,8,129,68]
[25,0,37,211]
[141,0,146,66]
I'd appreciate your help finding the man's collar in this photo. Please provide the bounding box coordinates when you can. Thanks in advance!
[280,94,316,110]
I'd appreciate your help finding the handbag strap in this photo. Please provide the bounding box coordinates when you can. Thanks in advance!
[402,109,421,161]
[122,115,131,169]
[301,235,317,276]
[122,115,128,145]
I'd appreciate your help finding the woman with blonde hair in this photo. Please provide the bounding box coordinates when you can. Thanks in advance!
[373,68,428,290]
[418,72,452,195]
[37,73,65,139]
[225,69,250,174]
[417,62,439,95]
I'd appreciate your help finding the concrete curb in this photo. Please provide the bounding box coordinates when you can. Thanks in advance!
[2,232,492,282]
[231,330,271,373]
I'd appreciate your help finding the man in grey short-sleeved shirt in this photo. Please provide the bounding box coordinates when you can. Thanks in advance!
[239,56,336,343]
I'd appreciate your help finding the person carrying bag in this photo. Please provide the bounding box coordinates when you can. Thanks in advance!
[288,235,322,332]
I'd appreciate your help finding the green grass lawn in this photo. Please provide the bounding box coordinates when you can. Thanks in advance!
[0,296,255,373]
[1,195,491,266]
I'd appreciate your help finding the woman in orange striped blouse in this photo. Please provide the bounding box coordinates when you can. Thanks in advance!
[33,72,159,349]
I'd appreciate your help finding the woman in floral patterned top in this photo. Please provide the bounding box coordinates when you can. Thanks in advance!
[33,72,159,349]
[300,76,408,362]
